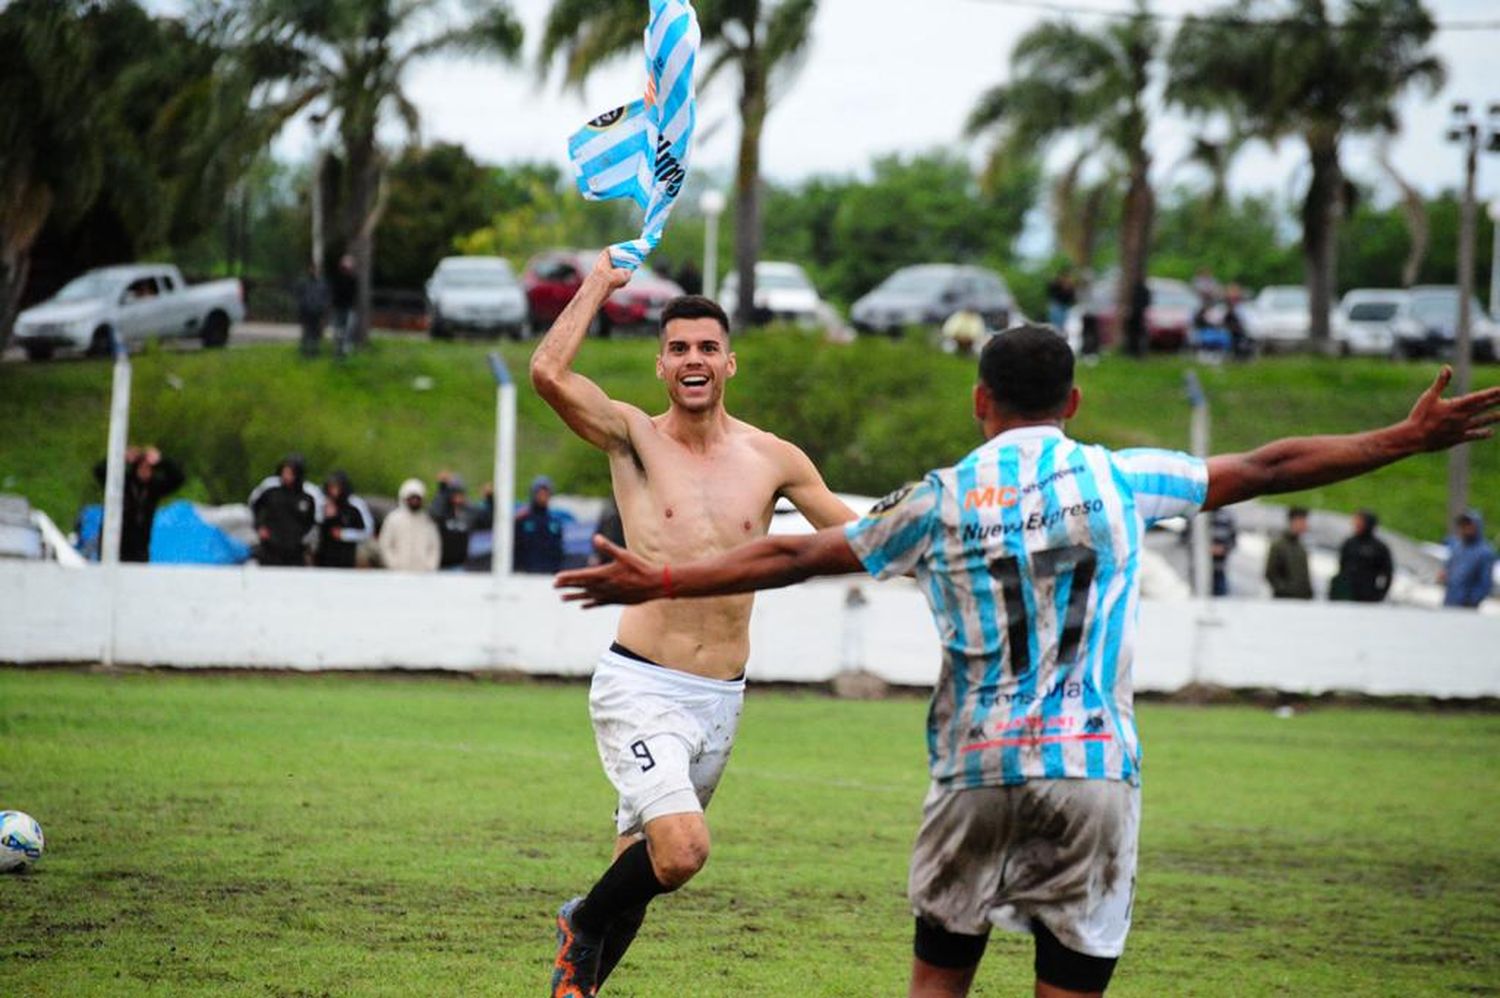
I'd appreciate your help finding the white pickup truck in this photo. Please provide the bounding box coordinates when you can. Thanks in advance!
[13,264,244,360]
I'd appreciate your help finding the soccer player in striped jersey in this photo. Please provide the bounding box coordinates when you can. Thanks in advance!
[557,324,1500,997]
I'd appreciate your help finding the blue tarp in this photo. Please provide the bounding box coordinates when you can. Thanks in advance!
[75,501,250,565]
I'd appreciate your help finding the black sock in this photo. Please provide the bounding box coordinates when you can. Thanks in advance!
[573,841,670,937]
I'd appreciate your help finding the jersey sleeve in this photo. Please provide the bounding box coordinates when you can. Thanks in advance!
[1113,448,1209,525]
[844,478,940,580]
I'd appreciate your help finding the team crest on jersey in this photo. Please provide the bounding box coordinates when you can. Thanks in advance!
[587,107,628,129]
[868,482,920,517]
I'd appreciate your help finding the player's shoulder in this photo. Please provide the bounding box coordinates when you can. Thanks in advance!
[735,420,810,462]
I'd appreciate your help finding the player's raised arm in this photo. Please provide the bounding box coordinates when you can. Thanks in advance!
[1204,367,1500,510]
[557,529,864,607]
[775,439,858,529]
[529,252,639,453]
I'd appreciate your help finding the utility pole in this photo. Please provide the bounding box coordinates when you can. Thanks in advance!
[1489,198,1500,318]
[700,189,726,302]
[1444,102,1500,526]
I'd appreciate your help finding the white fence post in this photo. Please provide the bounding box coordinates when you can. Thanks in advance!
[489,352,516,579]
[100,338,132,668]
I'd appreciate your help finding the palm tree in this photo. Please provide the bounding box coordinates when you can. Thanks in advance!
[0,1,106,349]
[539,0,819,328]
[1375,137,1428,288]
[967,5,1161,339]
[229,0,524,344]
[1167,0,1444,345]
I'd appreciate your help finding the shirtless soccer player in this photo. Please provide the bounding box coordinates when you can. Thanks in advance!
[558,325,1500,998]
[530,252,855,998]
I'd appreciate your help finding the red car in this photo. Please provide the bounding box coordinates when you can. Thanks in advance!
[523,251,685,336]
[1072,277,1198,352]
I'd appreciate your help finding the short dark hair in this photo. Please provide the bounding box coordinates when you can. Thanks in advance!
[1288,506,1310,522]
[660,295,730,338]
[978,324,1075,417]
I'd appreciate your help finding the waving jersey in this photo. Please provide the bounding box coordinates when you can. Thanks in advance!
[845,427,1207,788]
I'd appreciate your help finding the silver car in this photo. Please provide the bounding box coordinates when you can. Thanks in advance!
[851,264,1015,336]
[425,257,529,340]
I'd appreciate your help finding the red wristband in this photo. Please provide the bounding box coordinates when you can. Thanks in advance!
[662,565,675,600]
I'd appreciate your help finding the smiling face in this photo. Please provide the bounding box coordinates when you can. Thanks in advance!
[658,317,735,413]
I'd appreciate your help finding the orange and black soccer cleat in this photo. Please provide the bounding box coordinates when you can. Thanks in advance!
[551,897,604,998]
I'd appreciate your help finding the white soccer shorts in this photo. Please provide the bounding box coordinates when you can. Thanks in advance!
[589,646,745,836]
[908,778,1140,959]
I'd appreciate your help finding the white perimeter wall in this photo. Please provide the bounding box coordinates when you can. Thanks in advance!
[1,562,1496,698]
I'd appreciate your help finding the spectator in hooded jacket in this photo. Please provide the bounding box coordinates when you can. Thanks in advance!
[92,445,185,562]
[1441,510,1496,609]
[249,455,322,566]
[1264,506,1313,600]
[513,475,566,574]
[430,472,494,570]
[380,478,441,572]
[1330,509,1394,603]
[314,471,374,569]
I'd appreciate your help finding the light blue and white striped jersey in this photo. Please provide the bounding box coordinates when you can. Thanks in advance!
[567,0,699,272]
[845,426,1208,789]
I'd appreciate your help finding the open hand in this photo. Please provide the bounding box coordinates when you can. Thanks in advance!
[1406,367,1500,452]
[555,535,662,607]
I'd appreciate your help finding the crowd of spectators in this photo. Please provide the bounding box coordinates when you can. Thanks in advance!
[80,448,1494,604]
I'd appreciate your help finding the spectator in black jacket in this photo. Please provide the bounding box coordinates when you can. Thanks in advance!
[514,475,566,574]
[296,265,330,358]
[249,454,322,566]
[330,254,358,357]
[314,471,373,568]
[1331,509,1394,603]
[93,445,185,562]
[430,473,493,570]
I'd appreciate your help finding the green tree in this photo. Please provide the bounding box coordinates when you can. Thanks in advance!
[1168,0,1444,345]
[0,0,269,349]
[824,152,1037,305]
[0,0,102,348]
[967,3,1161,334]
[227,0,523,342]
[1151,187,1301,289]
[454,163,634,264]
[377,143,507,289]
[539,0,819,328]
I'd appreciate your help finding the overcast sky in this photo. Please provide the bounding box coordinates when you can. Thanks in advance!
[154,0,1500,206]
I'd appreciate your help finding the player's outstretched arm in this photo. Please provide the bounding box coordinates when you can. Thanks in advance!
[556,529,864,607]
[1204,367,1500,510]
[776,440,858,529]
[529,252,637,452]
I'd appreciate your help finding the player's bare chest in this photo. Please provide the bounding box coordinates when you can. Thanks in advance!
[622,441,779,536]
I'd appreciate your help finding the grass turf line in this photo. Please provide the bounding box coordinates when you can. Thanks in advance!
[1,671,1495,996]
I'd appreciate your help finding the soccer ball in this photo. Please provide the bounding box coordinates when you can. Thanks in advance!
[0,811,44,872]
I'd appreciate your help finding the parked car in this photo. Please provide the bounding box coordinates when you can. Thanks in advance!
[1398,286,1500,361]
[719,261,823,326]
[523,250,684,336]
[1331,289,1410,357]
[1244,285,1315,350]
[425,256,528,340]
[850,264,1015,336]
[1064,275,1197,352]
[13,264,244,361]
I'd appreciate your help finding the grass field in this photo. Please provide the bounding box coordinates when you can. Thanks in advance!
[1,335,1497,543]
[1,670,1496,996]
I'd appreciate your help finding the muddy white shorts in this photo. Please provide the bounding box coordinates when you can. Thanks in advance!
[589,644,746,836]
[908,778,1140,959]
